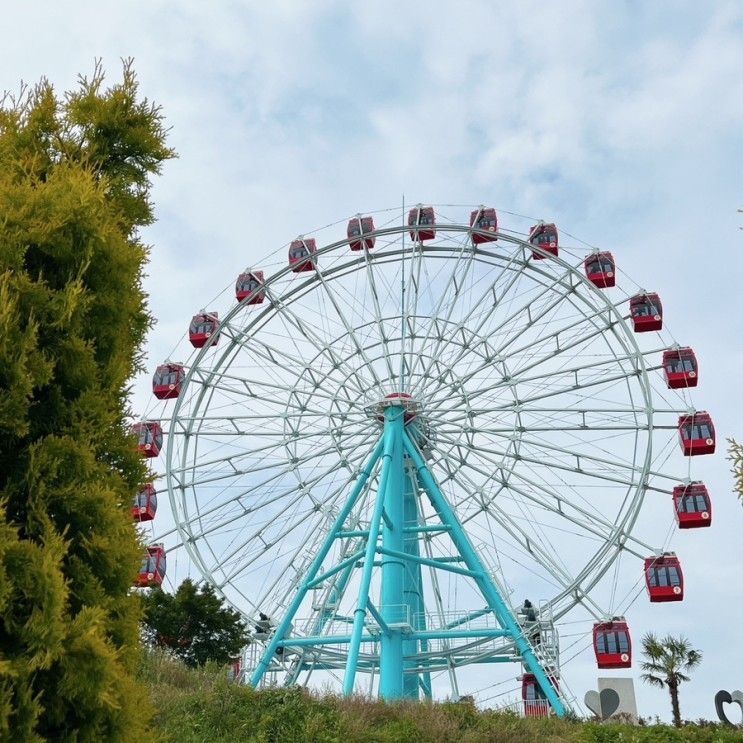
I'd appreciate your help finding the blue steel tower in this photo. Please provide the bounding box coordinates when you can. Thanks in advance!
[249,397,565,716]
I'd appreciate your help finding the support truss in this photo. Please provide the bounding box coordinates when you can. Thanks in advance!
[248,405,568,717]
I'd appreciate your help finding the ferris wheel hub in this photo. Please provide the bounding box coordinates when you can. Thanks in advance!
[372,392,419,424]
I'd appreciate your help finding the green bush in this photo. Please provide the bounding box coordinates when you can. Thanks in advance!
[141,650,743,743]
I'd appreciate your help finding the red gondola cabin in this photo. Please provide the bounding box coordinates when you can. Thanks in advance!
[347,216,376,251]
[662,347,698,389]
[289,238,316,272]
[673,482,711,528]
[408,205,436,242]
[522,673,558,718]
[529,223,558,259]
[584,252,616,288]
[236,270,265,304]
[132,421,163,458]
[228,659,241,682]
[678,411,715,456]
[132,483,157,522]
[644,553,684,602]
[593,618,631,669]
[629,293,662,332]
[469,207,498,244]
[189,312,219,348]
[136,544,166,588]
[152,362,185,400]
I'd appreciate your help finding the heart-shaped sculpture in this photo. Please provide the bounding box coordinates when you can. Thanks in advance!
[715,689,743,726]
[584,690,601,717]
[584,688,620,719]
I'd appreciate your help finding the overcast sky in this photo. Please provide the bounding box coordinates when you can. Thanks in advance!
[3,0,742,723]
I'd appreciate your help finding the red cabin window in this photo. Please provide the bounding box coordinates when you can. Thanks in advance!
[662,347,698,389]
[593,619,631,668]
[678,411,715,456]
[236,270,265,304]
[522,673,558,717]
[347,216,376,251]
[132,483,157,522]
[584,252,616,288]
[189,312,219,348]
[673,482,711,528]
[152,363,185,400]
[469,207,498,245]
[644,553,684,602]
[408,205,436,242]
[132,421,163,458]
[629,293,663,332]
[529,223,558,259]
[136,544,166,588]
[289,238,316,273]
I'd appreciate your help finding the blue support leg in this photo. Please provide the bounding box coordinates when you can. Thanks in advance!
[402,464,424,699]
[285,555,358,686]
[249,437,384,688]
[403,431,567,718]
[343,412,400,695]
[379,407,406,699]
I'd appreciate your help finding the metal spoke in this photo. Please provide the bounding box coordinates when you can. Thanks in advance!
[264,285,373,395]
[407,236,477,390]
[404,236,475,392]
[445,295,630,397]
[427,451,607,620]
[408,243,536,399]
[362,248,397,381]
[314,267,385,388]
[190,365,366,412]
[437,430,675,486]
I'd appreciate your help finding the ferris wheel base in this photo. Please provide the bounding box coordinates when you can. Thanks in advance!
[248,406,568,718]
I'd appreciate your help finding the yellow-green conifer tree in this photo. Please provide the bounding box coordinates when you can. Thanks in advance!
[0,61,174,741]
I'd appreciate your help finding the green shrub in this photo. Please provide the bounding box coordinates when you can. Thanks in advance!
[140,651,743,743]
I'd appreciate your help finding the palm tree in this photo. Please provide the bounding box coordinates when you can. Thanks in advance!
[640,633,702,727]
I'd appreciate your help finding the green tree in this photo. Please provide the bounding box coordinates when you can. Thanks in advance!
[729,439,743,505]
[142,579,250,668]
[0,61,174,740]
[639,632,702,727]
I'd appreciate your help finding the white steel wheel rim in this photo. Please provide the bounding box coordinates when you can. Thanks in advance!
[161,217,689,666]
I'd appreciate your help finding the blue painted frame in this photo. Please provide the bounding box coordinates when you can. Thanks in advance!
[249,406,567,717]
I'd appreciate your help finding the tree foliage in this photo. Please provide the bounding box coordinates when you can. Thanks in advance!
[640,633,702,728]
[0,61,174,740]
[728,439,743,506]
[142,580,250,668]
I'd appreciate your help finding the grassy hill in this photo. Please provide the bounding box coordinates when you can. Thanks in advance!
[141,651,743,743]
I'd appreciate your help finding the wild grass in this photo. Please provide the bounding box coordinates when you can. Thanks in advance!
[139,650,743,743]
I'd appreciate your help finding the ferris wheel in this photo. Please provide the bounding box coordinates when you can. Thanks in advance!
[138,204,714,716]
